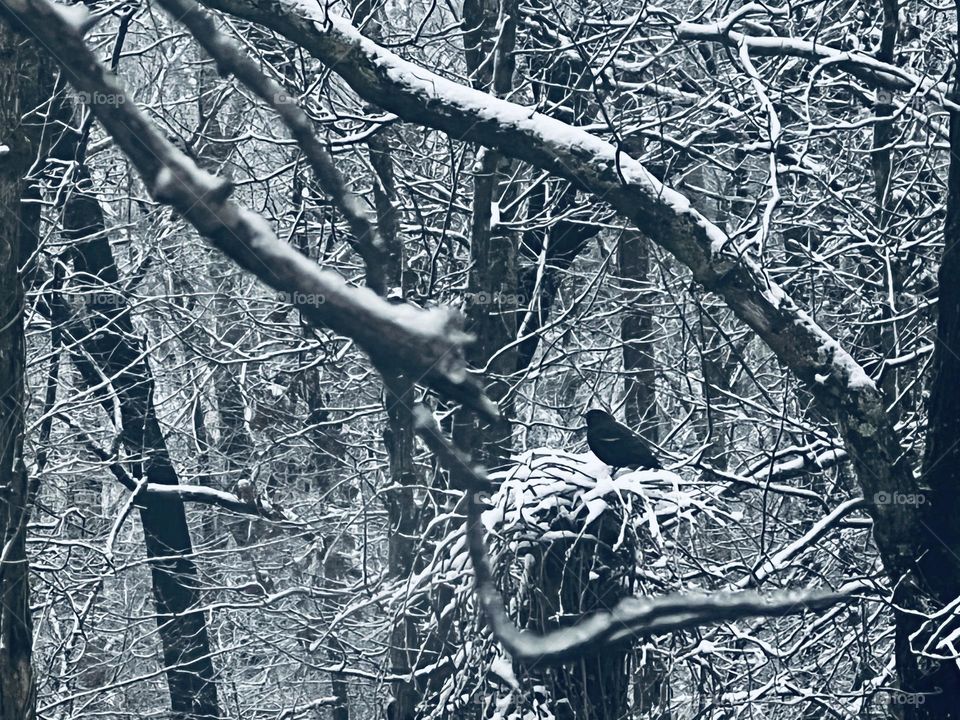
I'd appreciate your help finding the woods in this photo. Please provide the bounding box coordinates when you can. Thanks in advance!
[0,0,959,716]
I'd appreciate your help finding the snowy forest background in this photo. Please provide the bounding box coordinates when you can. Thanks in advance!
[0,0,958,717]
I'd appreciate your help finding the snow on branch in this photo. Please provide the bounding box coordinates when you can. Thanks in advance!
[0,0,497,421]
[58,413,300,522]
[198,0,873,416]
[151,0,389,293]
[414,408,848,664]
[650,6,956,108]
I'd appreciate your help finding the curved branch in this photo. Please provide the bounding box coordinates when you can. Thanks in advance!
[660,10,954,107]
[412,406,848,664]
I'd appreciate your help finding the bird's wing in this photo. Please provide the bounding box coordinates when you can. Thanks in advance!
[593,428,627,443]
[623,436,661,466]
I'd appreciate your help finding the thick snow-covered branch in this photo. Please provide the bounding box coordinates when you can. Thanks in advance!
[195,0,924,582]
[189,0,866,410]
[0,0,497,420]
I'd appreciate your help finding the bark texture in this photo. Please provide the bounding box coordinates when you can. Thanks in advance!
[904,7,960,714]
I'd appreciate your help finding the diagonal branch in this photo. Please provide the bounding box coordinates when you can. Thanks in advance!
[413,406,849,664]
[152,0,389,292]
[0,0,497,421]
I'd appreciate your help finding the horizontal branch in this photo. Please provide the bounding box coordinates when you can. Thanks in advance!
[59,413,295,520]
[652,6,955,108]
[709,446,848,505]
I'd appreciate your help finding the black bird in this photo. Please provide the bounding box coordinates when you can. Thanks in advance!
[584,409,662,472]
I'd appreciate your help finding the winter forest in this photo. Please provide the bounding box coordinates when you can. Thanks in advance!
[1,0,959,717]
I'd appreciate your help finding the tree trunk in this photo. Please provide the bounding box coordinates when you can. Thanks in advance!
[58,158,222,719]
[370,125,421,720]
[0,24,34,720]
[904,10,960,715]
[618,232,670,718]
[619,231,658,437]
[453,0,518,472]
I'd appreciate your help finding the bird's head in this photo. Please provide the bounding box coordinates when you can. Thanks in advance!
[584,409,612,427]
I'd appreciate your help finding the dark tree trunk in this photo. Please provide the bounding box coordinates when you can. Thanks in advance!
[618,232,671,718]
[68,174,221,719]
[515,182,601,373]
[382,372,422,720]
[454,0,518,472]
[370,129,422,720]
[619,231,658,438]
[345,30,421,705]
[57,157,221,719]
[0,24,34,720]
[905,5,960,716]
[514,33,600,374]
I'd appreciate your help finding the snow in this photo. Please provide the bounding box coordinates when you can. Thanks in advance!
[489,654,518,689]
[484,449,686,539]
[153,154,231,204]
[282,0,885,411]
[0,144,9,157]
[816,336,874,390]
[50,1,91,32]
[694,639,716,655]
[153,167,176,198]
[673,17,946,96]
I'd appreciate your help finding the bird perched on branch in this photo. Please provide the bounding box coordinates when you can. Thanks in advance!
[584,409,662,472]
